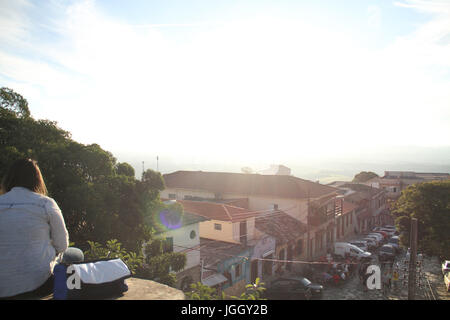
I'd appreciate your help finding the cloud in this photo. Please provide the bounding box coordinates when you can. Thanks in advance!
[368,5,382,30]
[0,0,449,161]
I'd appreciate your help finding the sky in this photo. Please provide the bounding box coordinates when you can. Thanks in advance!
[1,0,450,173]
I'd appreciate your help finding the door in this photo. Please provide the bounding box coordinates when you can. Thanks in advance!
[251,260,258,284]
[240,221,247,244]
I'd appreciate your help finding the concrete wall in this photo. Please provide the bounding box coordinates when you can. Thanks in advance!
[200,219,236,243]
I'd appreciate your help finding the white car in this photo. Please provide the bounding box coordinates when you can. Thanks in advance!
[334,242,372,260]
[350,241,369,252]
[442,260,450,275]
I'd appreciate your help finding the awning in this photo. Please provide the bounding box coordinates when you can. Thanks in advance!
[202,273,228,287]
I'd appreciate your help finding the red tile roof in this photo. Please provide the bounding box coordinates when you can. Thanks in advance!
[255,210,307,244]
[178,199,258,222]
[163,171,337,199]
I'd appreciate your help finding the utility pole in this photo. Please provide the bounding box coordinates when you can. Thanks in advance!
[142,161,145,178]
[408,218,418,300]
[157,156,159,172]
[307,190,311,262]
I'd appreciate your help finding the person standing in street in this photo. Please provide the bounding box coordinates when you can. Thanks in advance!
[392,269,399,292]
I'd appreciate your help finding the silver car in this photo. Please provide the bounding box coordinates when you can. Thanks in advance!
[350,241,369,252]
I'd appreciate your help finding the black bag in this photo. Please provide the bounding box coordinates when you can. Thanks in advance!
[53,258,131,299]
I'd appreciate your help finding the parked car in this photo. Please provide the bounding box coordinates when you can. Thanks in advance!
[368,233,384,242]
[365,234,383,246]
[362,237,378,250]
[334,242,372,260]
[444,272,450,292]
[350,240,369,252]
[373,227,396,237]
[265,277,323,300]
[442,260,450,275]
[379,244,396,261]
[371,232,389,243]
[372,228,391,238]
[387,236,401,252]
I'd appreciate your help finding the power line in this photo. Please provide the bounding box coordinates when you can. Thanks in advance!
[172,242,361,266]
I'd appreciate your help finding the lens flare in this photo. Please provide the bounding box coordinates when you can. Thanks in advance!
[158,209,182,230]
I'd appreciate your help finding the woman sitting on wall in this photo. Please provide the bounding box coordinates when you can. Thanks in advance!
[0,159,83,299]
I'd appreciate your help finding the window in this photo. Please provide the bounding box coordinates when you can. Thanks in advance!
[163,237,173,253]
[168,193,176,199]
[190,230,196,239]
[214,223,222,231]
[234,264,241,278]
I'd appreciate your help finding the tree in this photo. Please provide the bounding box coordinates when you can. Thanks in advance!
[135,237,187,287]
[83,239,144,274]
[352,171,379,183]
[116,162,135,177]
[185,278,266,300]
[392,180,450,259]
[0,87,30,118]
[0,88,165,252]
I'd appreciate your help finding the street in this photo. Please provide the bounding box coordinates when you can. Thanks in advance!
[319,249,449,300]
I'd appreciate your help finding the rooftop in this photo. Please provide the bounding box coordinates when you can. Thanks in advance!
[163,170,338,199]
[255,210,307,244]
[153,208,210,234]
[200,238,251,268]
[177,199,257,222]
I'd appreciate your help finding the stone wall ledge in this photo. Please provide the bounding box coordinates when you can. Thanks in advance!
[32,277,185,300]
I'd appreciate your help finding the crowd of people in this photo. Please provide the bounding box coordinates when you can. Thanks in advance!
[308,255,359,287]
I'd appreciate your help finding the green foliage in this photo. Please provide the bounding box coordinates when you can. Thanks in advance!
[116,162,135,177]
[229,278,267,300]
[0,87,30,118]
[392,181,450,258]
[0,88,164,252]
[83,239,144,274]
[185,282,224,300]
[185,278,266,300]
[352,171,379,183]
[136,238,187,287]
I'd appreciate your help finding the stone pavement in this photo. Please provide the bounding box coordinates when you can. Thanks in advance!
[320,250,449,300]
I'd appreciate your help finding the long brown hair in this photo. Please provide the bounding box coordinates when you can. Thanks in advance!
[1,159,48,196]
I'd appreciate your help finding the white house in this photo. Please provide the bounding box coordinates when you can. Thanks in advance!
[144,204,209,291]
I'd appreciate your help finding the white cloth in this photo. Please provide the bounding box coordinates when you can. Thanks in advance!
[0,187,69,297]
